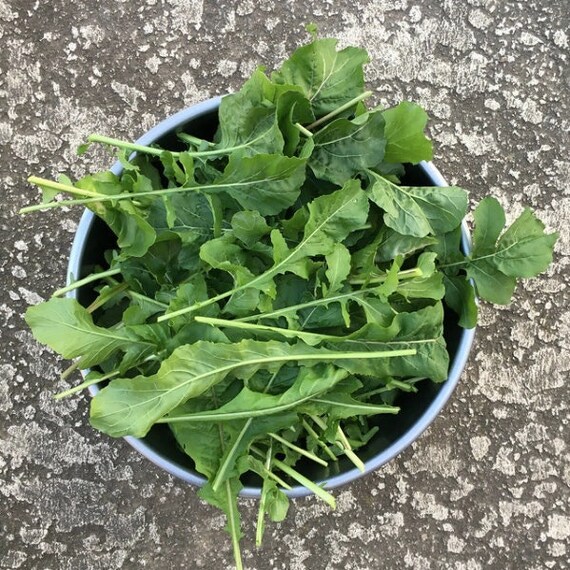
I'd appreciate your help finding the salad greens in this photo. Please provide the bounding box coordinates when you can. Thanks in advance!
[21,30,557,570]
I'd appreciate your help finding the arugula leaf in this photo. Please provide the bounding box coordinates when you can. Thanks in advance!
[324,303,449,382]
[442,274,478,329]
[308,112,386,185]
[231,210,271,248]
[158,180,369,321]
[90,339,414,438]
[368,172,468,238]
[272,38,369,117]
[211,153,306,216]
[382,101,433,164]
[275,89,315,156]
[25,298,154,368]
[216,68,284,156]
[447,198,558,305]
[163,364,348,424]
[324,243,351,295]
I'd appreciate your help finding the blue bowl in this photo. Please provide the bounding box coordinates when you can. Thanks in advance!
[67,97,476,498]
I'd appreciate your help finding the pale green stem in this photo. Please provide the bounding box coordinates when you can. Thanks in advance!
[294,122,313,137]
[309,415,364,472]
[128,290,169,310]
[335,426,365,473]
[309,414,327,431]
[27,176,102,198]
[86,283,129,314]
[52,268,121,297]
[87,134,175,157]
[60,361,80,381]
[349,267,423,286]
[249,446,292,490]
[177,133,215,147]
[301,418,338,462]
[256,444,272,547]
[195,315,329,344]
[307,91,373,130]
[270,456,336,509]
[54,369,120,400]
[250,446,336,509]
[359,377,426,400]
[269,432,328,467]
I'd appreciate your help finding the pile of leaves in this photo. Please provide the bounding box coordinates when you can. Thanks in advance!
[22,32,557,570]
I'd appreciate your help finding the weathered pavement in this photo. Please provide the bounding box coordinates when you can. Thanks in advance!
[1,1,569,569]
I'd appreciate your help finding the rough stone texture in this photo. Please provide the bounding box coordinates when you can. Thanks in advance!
[1,1,568,569]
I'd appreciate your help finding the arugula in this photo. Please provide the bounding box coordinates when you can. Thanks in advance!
[21,30,557,570]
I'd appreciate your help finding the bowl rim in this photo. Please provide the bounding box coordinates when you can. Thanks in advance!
[67,96,476,498]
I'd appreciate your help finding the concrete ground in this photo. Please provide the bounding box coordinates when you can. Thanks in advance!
[1,1,569,569]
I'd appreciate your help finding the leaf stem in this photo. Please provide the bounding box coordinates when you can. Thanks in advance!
[52,268,122,297]
[358,377,425,399]
[335,426,365,472]
[307,91,373,130]
[269,432,328,467]
[255,445,272,547]
[60,361,80,381]
[250,448,293,491]
[54,369,120,400]
[27,176,102,198]
[301,418,338,462]
[195,315,328,344]
[253,450,336,509]
[177,132,215,147]
[86,283,129,314]
[349,267,423,286]
[87,134,177,158]
[294,123,313,138]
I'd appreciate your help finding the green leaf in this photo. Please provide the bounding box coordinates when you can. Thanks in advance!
[382,102,433,164]
[465,259,516,305]
[276,90,315,156]
[148,192,216,245]
[75,171,157,257]
[443,274,478,329]
[493,209,558,278]
[165,364,348,423]
[298,392,399,420]
[471,197,505,255]
[396,253,445,300]
[216,68,284,156]
[368,172,468,238]
[324,303,449,382]
[325,243,351,294]
[462,200,558,304]
[25,298,153,368]
[89,339,411,438]
[212,153,306,216]
[375,228,439,263]
[308,112,386,185]
[231,210,271,248]
[272,38,369,118]
[200,235,257,287]
[429,226,463,266]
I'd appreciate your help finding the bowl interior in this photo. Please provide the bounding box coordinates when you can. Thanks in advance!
[75,105,470,493]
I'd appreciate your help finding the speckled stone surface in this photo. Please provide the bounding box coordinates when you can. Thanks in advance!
[1,1,569,569]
